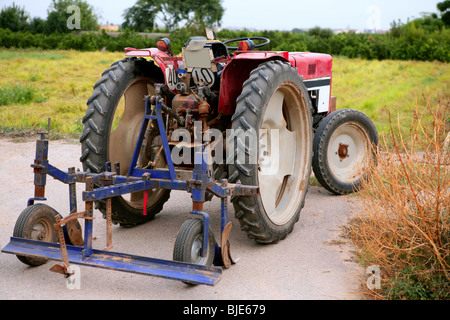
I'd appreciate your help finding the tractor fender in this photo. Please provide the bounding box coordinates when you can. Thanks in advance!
[218,52,289,116]
[125,47,183,85]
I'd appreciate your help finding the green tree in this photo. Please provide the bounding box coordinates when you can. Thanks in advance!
[46,0,99,34]
[307,26,334,39]
[437,0,450,26]
[28,17,47,33]
[123,0,224,32]
[122,0,159,31]
[0,3,29,32]
[165,0,224,31]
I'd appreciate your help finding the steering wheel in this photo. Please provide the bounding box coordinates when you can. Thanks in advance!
[223,37,270,50]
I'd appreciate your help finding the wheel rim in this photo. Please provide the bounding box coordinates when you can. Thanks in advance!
[190,234,208,265]
[30,219,53,241]
[258,84,311,226]
[108,77,167,210]
[327,122,370,184]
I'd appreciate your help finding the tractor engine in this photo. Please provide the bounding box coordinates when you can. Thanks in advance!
[151,36,228,169]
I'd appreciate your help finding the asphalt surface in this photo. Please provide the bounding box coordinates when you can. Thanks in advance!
[0,138,365,300]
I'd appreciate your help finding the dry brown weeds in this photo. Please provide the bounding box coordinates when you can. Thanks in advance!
[350,95,449,299]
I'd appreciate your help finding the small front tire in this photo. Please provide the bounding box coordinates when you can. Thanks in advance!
[312,109,379,195]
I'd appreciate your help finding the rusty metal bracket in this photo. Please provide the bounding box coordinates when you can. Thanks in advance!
[104,198,113,251]
[50,215,73,278]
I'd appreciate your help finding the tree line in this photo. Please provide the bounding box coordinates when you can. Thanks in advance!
[0,0,224,34]
[0,0,449,62]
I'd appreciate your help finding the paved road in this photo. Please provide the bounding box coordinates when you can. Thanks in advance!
[0,138,365,300]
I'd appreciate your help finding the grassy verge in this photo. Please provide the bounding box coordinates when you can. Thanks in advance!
[350,97,449,300]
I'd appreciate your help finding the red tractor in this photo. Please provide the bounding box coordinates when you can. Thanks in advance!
[80,29,378,246]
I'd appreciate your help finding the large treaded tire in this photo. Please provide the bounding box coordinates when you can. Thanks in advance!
[312,109,379,195]
[228,60,313,244]
[80,57,170,227]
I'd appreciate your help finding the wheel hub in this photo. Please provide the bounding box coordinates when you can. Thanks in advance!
[31,222,49,241]
[191,238,203,262]
[328,122,370,183]
[338,143,349,160]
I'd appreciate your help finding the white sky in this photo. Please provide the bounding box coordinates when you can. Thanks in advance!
[0,0,443,30]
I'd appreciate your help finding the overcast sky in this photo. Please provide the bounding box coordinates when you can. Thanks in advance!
[0,0,443,30]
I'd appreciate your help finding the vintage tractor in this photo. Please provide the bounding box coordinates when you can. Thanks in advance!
[80,29,378,241]
[2,29,378,286]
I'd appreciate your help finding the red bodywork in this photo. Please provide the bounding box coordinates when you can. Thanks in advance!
[125,48,333,116]
[125,47,183,80]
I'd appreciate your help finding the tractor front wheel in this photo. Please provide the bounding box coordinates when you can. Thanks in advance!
[312,109,379,195]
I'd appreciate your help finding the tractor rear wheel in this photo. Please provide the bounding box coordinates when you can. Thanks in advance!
[80,57,171,227]
[228,60,313,244]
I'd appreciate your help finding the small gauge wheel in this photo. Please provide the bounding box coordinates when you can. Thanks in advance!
[173,218,215,268]
[13,204,59,266]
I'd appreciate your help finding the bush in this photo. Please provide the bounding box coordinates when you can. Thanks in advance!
[0,28,156,52]
[350,96,449,300]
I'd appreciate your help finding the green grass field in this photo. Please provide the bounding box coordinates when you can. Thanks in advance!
[0,48,448,139]
[0,49,124,135]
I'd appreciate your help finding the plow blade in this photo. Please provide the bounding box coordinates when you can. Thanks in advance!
[2,237,222,286]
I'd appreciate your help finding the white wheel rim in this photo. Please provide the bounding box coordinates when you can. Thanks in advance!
[327,122,370,184]
[258,84,311,226]
[190,234,208,265]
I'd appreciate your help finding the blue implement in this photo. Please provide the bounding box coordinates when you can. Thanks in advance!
[2,95,259,287]
[2,237,222,286]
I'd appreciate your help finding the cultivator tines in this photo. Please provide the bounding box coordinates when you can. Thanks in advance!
[2,96,258,286]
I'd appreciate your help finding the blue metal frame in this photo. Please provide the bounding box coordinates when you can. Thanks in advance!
[127,97,177,181]
[2,95,258,286]
[2,237,222,286]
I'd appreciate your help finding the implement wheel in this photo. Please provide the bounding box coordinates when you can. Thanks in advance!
[173,219,215,267]
[229,60,313,244]
[13,204,58,266]
[80,57,171,227]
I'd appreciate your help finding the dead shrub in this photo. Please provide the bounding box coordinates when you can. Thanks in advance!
[350,95,449,300]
